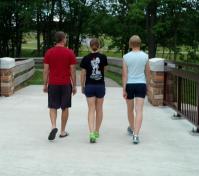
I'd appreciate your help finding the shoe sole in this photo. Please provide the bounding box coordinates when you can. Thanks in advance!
[48,128,58,140]
[59,134,69,138]
[90,138,96,143]
[133,140,139,144]
[133,142,139,144]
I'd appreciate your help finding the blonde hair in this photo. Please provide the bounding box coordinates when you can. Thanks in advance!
[90,38,100,51]
[129,35,141,48]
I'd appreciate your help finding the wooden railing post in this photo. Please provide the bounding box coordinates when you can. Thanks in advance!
[163,62,167,105]
[0,57,15,96]
[177,65,182,112]
[197,82,199,132]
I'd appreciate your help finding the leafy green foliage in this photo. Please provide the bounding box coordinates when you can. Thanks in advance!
[0,0,198,62]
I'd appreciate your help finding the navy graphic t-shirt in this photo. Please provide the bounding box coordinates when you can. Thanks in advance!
[80,52,108,85]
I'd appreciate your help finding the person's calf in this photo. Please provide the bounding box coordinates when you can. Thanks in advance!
[49,108,57,129]
[61,108,69,135]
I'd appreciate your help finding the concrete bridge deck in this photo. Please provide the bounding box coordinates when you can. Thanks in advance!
[0,85,199,176]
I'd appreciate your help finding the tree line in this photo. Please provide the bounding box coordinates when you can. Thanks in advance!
[0,0,198,61]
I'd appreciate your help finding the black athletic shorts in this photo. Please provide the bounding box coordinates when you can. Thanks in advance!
[48,84,72,109]
[84,84,105,98]
[126,83,147,100]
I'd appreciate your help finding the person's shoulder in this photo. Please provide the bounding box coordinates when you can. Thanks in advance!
[65,48,73,52]
[140,51,148,56]
[140,51,148,59]
[81,53,91,62]
[83,53,92,59]
[45,47,55,53]
[123,51,132,59]
[62,47,74,54]
[44,47,55,57]
[63,48,76,58]
[97,53,107,61]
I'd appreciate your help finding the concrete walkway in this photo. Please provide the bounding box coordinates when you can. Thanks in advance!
[0,86,199,176]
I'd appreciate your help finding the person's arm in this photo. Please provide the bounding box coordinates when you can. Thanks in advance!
[122,60,128,99]
[80,69,86,94]
[145,61,151,91]
[43,64,49,93]
[70,64,77,95]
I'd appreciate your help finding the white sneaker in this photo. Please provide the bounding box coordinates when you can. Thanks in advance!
[133,135,140,144]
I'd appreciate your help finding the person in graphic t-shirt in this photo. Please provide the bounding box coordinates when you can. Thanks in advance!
[43,31,77,141]
[80,38,108,143]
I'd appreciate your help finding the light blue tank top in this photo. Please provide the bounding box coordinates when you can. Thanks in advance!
[123,51,148,84]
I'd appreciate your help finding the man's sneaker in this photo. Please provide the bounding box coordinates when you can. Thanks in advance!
[133,135,140,144]
[89,133,96,143]
[94,131,100,138]
[127,126,133,136]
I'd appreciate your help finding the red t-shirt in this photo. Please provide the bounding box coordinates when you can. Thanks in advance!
[44,46,77,85]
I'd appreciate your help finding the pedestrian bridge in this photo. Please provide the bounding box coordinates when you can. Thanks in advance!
[0,85,199,176]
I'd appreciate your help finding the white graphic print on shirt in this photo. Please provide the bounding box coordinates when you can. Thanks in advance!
[90,57,102,80]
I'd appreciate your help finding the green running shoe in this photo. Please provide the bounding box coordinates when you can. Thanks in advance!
[89,132,96,143]
[94,131,100,138]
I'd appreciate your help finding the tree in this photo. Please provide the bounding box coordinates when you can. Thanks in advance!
[0,0,198,60]
[146,0,158,58]
[0,0,33,57]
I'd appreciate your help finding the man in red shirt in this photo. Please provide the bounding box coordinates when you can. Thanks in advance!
[43,31,77,141]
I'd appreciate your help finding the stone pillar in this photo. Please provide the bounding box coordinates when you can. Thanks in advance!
[0,57,15,97]
[148,58,165,106]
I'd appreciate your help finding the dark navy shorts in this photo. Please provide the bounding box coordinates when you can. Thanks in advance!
[84,84,105,98]
[126,83,147,100]
[48,84,72,109]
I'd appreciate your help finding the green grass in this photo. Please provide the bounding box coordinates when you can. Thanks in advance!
[21,48,123,58]
[78,50,90,57]
[22,32,39,49]
[105,71,122,86]
[22,41,37,49]
[78,50,122,57]
[21,48,34,57]
[103,50,122,58]
[24,70,43,85]
[21,69,122,87]
[22,46,198,62]
[21,32,198,61]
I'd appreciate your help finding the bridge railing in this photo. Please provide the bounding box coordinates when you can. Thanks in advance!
[25,57,123,75]
[0,58,35,96]
[164,60,199,130]
[14,59,35,88]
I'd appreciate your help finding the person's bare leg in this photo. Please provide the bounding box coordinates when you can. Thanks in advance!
[87,97,96,132]
[134,98,145,135]
[126,99,134,131]
[48,108,58,140]
[95,98,104,133]
[61,108,69,135]
[50,108,57,129]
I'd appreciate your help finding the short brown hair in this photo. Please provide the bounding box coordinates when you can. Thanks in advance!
[90,38,100,51]
[129,35,141,48]
[55,31,66,43]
